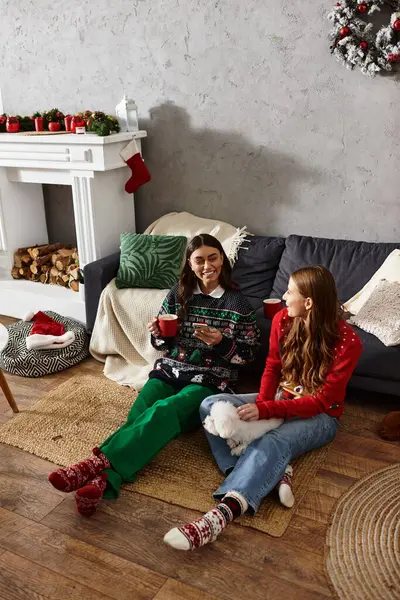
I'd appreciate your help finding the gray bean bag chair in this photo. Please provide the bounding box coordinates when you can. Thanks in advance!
[0,311,89,377]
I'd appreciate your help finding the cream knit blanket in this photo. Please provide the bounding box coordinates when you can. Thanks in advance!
[89,212,249,389]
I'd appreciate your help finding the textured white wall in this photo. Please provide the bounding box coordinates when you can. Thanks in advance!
[1,0,399,241]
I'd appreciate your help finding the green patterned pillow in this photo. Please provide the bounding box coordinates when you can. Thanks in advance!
[116,233,187,289]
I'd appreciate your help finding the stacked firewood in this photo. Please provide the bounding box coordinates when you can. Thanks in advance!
[11,243,80,292]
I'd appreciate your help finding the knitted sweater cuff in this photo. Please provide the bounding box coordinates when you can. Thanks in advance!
[215,335,236,361]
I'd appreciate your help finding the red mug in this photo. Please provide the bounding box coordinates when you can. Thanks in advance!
[158,314,178,337]
[263,299,283,319]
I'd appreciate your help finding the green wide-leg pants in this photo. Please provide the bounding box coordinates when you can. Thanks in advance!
[99,378,214,498]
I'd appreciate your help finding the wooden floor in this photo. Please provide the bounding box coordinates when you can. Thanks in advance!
[0,315,399,600]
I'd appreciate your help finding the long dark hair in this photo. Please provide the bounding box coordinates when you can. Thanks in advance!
[281,265,342,394]
[178,234,236,321]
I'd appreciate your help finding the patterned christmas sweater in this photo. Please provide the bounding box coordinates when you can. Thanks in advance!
[150,283,260,393]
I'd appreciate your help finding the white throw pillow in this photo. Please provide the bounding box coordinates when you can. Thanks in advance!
[348,279,400,346]
[344,249,400,315]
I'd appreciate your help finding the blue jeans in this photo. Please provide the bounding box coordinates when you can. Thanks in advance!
[200,393,339,514]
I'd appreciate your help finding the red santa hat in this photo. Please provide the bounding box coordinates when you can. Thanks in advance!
[23,311,75,350]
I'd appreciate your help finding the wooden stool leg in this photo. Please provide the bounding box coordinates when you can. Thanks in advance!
[0,370,19,413]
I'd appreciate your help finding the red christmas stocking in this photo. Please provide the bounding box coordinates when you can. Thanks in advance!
[120,139,151,194]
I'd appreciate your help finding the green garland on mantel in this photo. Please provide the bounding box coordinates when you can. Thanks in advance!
[0,108,120,136]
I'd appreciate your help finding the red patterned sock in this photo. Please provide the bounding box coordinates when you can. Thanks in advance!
[164,491,248,550]
[48,448,111,493]
[75,473,108,517]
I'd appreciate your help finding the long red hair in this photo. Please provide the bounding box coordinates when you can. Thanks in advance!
[281,265,342,394]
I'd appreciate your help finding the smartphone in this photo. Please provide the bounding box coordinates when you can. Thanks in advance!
[193,323,211,333]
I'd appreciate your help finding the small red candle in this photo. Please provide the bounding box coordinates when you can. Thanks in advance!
[64,115,73,132]
[71,116,85,134]
[35,117,44,132]
[6,117,20,133]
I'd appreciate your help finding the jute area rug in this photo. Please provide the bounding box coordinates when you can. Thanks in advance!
[0,374,331,537]
[325,464,400,600]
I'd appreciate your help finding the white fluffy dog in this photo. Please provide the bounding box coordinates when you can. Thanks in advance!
[203,400,295,508]
[203,400,284,456]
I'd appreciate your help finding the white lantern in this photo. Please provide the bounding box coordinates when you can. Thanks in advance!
[115,95,139,132]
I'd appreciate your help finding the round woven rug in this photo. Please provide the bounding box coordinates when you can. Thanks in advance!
[325,463,400,600]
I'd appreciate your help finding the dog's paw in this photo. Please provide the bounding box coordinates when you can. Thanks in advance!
[230,442,248,456]
[203,416,219,436]
[227,437,239,450]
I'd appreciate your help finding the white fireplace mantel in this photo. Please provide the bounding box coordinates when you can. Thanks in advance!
[0,130,147,323]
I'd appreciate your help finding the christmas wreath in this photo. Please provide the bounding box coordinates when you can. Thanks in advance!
[328,1,400,76]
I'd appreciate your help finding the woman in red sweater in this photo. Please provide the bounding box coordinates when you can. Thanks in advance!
[164,265,362,550]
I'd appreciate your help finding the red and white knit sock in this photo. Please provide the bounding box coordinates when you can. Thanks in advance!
[164,491,248,551]
[277,464,295,508]
[48,447,111,493]
[75,473,108,517]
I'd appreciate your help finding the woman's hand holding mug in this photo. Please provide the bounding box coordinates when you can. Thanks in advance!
[148,314,179,338]
[147,318,160,337]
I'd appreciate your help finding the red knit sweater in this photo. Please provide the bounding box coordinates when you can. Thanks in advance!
[256,308,362,420]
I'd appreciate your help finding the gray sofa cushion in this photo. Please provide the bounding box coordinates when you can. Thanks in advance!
[233,236,286,310]
[272,234,399,303]
[352,324,400,381]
